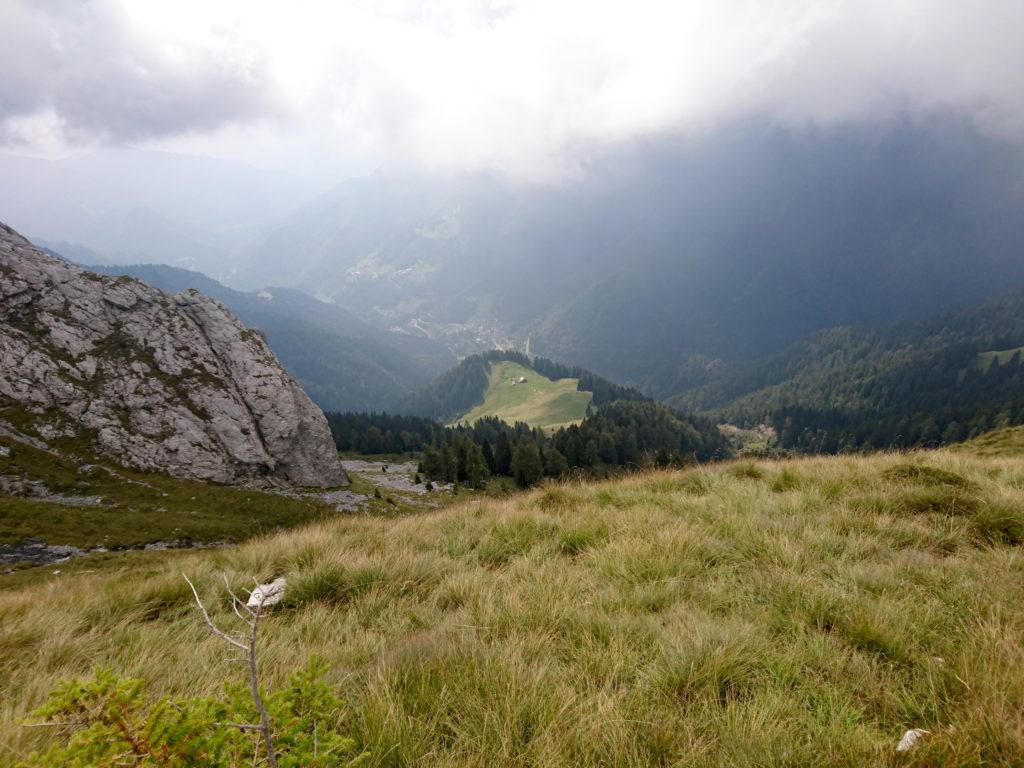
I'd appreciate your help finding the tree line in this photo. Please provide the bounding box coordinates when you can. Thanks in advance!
[325,400,731,488]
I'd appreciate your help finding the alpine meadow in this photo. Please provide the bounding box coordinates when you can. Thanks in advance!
[2,2,1024,766]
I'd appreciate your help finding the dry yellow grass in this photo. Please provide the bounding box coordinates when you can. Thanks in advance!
[2,449,1024,766]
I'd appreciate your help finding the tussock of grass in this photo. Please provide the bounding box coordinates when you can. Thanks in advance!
[893,486,979,516]
[883,463,973,489]
[771,468,802,493]
[729,462,765,480]
[2,451,1024,765]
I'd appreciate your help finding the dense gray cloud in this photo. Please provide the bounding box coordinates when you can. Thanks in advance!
[0,1,275,147]
[1,1,1023,178]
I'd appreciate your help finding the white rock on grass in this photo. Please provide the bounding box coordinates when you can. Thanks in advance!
[247,578,286,608]
[896,728,930,752]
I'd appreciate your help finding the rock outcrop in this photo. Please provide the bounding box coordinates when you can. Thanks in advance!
[0,223,346,487]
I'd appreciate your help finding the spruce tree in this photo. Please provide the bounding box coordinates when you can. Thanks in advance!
[495,432,513,475]
[482,439,496,473]
[511,439,544,488]
[544,447,569,477]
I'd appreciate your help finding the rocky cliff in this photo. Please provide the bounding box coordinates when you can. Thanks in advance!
[0,223,346,487]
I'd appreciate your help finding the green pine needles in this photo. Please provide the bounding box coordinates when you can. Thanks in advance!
[20,660,368,767]
[17,574,370,768]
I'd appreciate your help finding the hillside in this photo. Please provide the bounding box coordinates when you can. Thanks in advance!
[85,262,456,412]
[400,350,645,426]
[4,446,1024,765]
[0,425,476,569]
[954,426,1024,457]
[666,285,1024,452]
[0,427,339,560]
[455,361,592,430]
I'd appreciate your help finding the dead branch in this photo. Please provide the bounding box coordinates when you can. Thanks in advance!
[184,573,279,768]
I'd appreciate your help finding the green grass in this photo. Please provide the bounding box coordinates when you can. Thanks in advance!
[3,449,1024,765]
[454,361,593,430]
[0,433,338,550]
[0,434,484,553]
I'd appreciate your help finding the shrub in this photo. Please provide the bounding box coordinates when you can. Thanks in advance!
[19,660,369,767]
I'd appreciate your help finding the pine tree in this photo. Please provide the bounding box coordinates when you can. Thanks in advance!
[511,439,544,488]
[482,439,496,473]
[420,445,443,481]
[544,447,569,477]
[463,441,490,488]
[495,432,513,475]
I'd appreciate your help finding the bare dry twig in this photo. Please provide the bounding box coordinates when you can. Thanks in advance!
[184,574,279,768]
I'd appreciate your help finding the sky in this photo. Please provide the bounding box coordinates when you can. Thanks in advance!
[1,0,1023,182]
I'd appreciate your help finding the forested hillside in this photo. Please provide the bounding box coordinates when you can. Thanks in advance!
[328,401,730,488]
[671,286,1024,452]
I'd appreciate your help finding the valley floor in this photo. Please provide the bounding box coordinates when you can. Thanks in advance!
[2,448,1024,765]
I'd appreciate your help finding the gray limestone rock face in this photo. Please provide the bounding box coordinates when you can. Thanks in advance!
[0,222,346,487]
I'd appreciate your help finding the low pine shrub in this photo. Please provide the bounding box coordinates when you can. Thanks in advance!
[19,660,369,767]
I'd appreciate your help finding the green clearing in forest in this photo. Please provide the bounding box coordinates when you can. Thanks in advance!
[973,346,1024,370]
[453,361,593,430]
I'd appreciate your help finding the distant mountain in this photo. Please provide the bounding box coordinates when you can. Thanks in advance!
[0,224,344,486]
[86,263,456,412]
[399,350,645,426]
[239,121,1024,393]
[672,285,1024,452]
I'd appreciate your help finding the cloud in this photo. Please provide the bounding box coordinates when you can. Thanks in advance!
[0,1,276,147]
[2,1,1023,178]
[310,0,1024,178]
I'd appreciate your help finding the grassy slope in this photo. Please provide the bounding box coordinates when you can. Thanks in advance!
[0,430,485,558]
[0,433,339,551]
[954,425,1024,457]
[3,447,1024,765]
[455,361,593,430]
